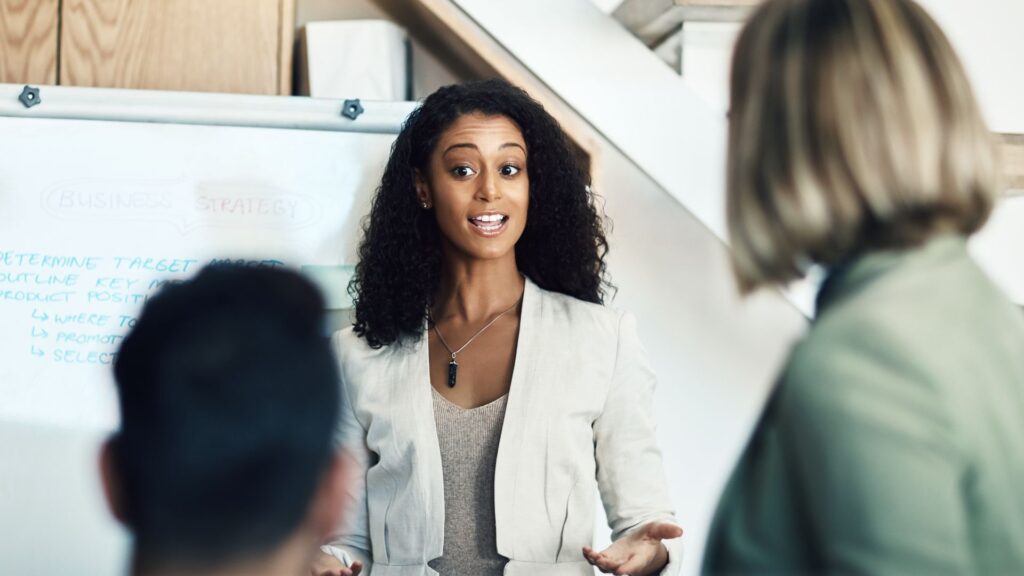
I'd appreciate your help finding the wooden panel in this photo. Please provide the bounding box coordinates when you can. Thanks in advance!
[0,0,58,85]
[60,0,293,95]
[279,0,296,95]
[1000,133,1024,194]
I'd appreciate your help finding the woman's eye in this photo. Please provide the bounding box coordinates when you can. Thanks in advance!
[452,166,476,178]
[500,164,521,177]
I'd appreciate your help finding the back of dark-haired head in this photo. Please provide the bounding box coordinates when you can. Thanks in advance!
[111,264,339,569]
[350,78,612,348]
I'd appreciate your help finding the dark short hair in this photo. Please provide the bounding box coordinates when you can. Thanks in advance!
[112,264,339,568]
[350,78,612,348]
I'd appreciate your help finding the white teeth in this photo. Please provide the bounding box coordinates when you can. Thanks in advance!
[472,214,505,223]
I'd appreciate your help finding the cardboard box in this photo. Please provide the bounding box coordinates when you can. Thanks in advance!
[300,20,409,100]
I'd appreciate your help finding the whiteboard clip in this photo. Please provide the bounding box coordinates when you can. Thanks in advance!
[19,86,41,109]
[341,99,364,120]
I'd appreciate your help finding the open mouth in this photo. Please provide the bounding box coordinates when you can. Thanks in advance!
[468,213,509,236]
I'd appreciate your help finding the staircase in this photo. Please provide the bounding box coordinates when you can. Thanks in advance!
[610,0,1024,193]
[607,0,1024,306]
[614,0,759,44]
[1001,134,1024,195]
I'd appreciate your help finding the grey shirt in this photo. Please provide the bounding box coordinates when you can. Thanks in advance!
[427,387,509,576]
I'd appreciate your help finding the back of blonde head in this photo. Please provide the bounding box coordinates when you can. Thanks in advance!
[727,0,999,293]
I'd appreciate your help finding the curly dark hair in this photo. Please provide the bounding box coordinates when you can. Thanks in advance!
[349,79,611,348]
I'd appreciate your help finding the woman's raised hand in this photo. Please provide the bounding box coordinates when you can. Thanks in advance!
[309,551,363,576]
[583,521,683,575]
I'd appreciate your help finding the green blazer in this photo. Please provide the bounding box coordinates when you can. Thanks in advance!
[703,235,1024,574]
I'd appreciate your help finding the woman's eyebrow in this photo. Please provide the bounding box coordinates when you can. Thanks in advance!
[442,142,525,157]
[442,143,477,157]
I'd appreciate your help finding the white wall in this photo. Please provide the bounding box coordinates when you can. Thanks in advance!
[917,0,1024,134]
[595,139,806,574]
[589,0,624,13]
[0,422,128,574]
[676,0,1024,133]
[679,22,742,115]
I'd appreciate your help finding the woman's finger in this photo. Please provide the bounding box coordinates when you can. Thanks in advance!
[594,553,622,573]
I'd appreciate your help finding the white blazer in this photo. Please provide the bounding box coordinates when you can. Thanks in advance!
[327,279,683,576]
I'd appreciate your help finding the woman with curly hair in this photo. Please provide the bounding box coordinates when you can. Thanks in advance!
[311,79,683,576]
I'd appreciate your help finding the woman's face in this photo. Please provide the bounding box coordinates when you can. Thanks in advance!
[417,113,529,263]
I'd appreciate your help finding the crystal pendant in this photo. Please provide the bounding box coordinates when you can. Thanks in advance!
[447,357,458,388]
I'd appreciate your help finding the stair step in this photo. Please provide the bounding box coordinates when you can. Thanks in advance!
[1001,134,1024,194]
[614,0,761,45]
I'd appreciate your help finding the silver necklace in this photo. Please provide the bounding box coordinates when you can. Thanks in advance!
[432,294,522,388]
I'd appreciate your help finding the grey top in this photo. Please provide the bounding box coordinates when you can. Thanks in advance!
[427,387,509,576]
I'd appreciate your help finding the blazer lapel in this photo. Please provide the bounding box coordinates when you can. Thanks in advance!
[402,324,446,561]
[494,278,542,559]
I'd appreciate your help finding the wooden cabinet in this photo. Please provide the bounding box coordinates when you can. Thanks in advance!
[1,0,294,95]
[61,0,294,95]
[0,0,59,85]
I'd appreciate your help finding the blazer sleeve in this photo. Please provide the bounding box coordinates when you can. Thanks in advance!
[593,312,684,574]
[779,335,972,574]
[322,333,374,571]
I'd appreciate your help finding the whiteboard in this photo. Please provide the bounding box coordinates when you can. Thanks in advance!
[0,84,416,431]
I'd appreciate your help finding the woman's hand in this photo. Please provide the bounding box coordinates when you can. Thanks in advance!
[308,551,363,576]
[583,522,683,575]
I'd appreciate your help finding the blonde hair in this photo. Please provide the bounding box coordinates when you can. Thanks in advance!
[727,0,1000,293]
